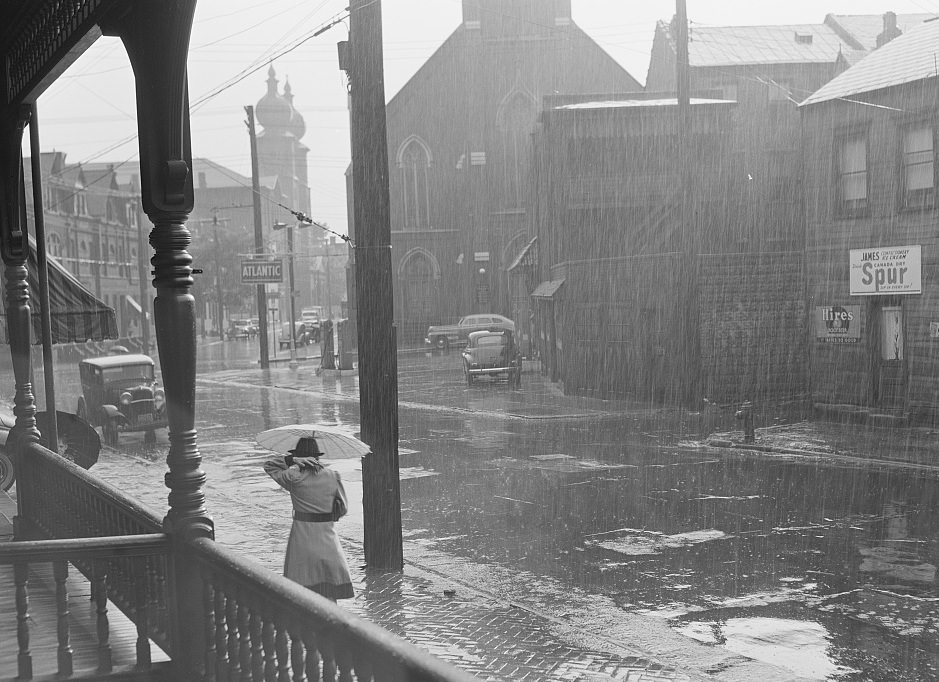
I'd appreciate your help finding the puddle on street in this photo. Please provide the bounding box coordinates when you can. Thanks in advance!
[675,615,851,679]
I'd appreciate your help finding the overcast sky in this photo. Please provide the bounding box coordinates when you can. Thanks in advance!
[30,0,939,235]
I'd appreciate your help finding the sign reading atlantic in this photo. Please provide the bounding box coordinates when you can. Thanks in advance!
[241,258,283,284]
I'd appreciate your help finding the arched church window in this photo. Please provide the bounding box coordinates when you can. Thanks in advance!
[398,137,432,229]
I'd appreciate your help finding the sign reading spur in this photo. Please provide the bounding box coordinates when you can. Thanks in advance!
[849,245,921,296]
[241,258,283,284]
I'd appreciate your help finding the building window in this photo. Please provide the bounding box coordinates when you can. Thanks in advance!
[397,137,431,229]
[901,123,935,211]
[47,233,63,259]
[837,134,868,217]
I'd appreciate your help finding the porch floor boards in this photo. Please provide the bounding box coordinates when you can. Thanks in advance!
[0,490,170,681]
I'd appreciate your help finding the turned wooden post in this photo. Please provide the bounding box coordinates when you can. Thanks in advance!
[106,2,212,678]
[0,107,41,531]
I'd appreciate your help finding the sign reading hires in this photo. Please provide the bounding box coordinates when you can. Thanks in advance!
[815,305,861,343]
[849,245,921,295]
[241,258,283,284]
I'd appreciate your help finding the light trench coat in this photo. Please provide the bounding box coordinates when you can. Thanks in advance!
[264,456,353,599]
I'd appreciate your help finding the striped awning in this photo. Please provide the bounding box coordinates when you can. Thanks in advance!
[0,241,118,344]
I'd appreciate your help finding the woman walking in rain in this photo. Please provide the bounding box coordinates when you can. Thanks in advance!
[264,436,354,600]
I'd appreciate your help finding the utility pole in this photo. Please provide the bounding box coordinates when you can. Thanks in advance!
[273,221,301,369]
[347,0,403,570]
[245,105,270,369]
[212,216,224,335]
[324,240,332,319]
[675,0,698,405]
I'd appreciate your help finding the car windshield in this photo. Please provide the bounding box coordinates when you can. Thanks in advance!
[101,364,153,383]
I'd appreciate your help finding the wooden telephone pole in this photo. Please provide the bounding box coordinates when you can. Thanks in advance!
[347,0,403,570]
[676,0,699,405]
[245,105,270,369]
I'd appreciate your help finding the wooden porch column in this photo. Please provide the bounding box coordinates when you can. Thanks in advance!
[108,0,212,541]
[108,4,211,678]
[0,108,42,495]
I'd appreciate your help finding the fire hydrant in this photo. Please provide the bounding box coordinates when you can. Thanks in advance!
[735,401,755,443]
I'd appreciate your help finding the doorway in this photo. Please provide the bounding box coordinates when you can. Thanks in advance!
[872,300,905,409]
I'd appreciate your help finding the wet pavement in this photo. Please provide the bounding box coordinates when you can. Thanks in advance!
[7,337,939,680]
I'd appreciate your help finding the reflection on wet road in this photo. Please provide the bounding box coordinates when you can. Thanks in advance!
[91,339,939,680]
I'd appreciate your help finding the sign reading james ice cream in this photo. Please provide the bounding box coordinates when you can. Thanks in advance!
[849,245,921,296]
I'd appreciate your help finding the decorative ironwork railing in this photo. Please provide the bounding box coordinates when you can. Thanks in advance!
[9,443,477,681]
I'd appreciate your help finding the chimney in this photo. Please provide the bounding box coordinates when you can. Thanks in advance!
[876,11,902,47]
[554,0,571,26]
[462,0,481,30]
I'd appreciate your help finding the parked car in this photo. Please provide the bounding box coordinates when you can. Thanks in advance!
[279,321,315,350]
[425,314,515,350]
[300,309,323,342]
[228,318,258,338]
[461,329,522,387]
[76,353,167,446]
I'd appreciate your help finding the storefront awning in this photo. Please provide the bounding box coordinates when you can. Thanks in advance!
[0,240,118,344]
[125,294,142,314]
[531,278,565,299]
[507,236,537,273]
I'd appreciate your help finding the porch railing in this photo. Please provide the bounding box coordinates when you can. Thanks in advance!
[0,534,171,680]
[9,442,478,681]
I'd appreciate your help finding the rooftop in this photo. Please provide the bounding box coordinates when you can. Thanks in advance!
[801,17,939,106]
[685,23,848,67]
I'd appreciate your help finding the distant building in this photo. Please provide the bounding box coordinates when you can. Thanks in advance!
[528,94,810,404]
[363,0,641,343]
[26,67,316,338]
[800,17,939,421]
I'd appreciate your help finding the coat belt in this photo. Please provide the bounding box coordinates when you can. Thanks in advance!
[293,510,333,522]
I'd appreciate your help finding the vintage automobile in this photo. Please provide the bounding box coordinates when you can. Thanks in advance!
[279,321,315,350]
[425,313,515,350]
[461,329,522,387]
[76,353,167,446]
[300,307,323,341]
[228,318,258,338]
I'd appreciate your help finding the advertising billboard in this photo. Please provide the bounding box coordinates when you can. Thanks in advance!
[849,245,921,296]
[815,305,861,344]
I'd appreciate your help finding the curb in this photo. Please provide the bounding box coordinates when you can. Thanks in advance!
[700,438,939,475]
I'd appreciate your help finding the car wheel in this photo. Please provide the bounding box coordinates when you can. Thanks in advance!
[0,448,14,491]
[435,336,449,351]
[144,430,156,444]
[103,420,118,447]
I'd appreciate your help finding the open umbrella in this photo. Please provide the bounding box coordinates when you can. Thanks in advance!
[257,424,371,459]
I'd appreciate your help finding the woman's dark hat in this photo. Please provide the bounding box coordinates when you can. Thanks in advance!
[288,436,322,457]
